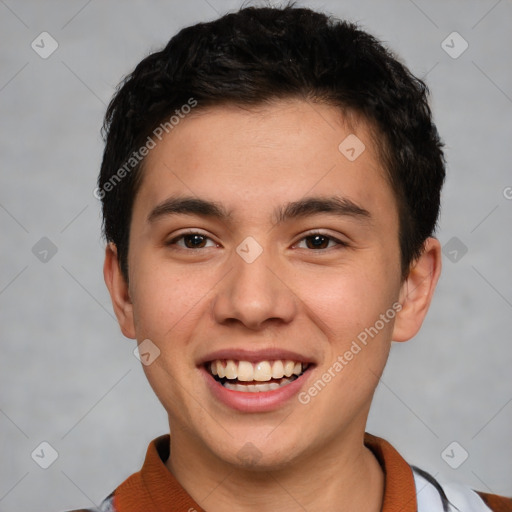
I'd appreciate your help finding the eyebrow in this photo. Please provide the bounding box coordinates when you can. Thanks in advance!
[147,196,231,223]
[274,196,371,224]
[147,195,371,225]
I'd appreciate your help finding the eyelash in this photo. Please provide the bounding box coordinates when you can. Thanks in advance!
[166,230,348,251]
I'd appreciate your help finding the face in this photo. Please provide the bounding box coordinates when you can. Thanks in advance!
[105,99,441,470]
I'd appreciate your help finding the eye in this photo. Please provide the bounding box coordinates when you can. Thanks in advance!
[167,231,218,249]
[295,232,347,250]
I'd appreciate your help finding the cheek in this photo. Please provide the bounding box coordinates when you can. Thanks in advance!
[129,258,215,342]
[294,263,399,342]
[296,268,398,416]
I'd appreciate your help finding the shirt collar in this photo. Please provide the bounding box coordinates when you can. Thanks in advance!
[115,433,417,512]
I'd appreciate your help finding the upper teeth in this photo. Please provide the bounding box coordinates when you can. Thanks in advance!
[209,360,307,382]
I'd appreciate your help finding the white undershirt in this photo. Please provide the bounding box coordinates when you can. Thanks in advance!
[413,468,492,512]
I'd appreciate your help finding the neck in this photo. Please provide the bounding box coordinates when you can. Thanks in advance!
[166,427,384,512]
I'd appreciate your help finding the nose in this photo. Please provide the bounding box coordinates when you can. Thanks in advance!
[212,245,297,331]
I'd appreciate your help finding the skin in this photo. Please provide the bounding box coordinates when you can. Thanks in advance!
[104,99,442,512]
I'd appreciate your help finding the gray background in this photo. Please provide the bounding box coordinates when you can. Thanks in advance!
[1,0,511,510]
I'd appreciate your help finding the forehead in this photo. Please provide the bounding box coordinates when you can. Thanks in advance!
[133,99,396,226]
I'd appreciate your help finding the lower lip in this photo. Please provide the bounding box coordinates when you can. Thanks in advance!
[200,366,313,413]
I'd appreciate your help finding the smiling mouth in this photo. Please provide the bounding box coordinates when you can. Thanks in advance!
[206,359,310,393]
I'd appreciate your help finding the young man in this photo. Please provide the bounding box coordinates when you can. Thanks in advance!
[78,4,511,512]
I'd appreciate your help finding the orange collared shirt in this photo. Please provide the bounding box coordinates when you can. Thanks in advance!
[69,433,512,512]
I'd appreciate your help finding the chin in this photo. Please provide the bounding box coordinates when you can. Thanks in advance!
[208,429,307,471]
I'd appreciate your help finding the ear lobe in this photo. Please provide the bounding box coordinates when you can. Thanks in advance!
[392,237,442,343]
[103,243,136,339]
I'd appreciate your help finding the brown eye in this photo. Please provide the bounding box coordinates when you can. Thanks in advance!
[296,233,345,250]
[183,234,207,248]
[304,234,331,250]
[167,232,217,249]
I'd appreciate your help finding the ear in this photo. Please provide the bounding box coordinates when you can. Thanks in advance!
[103,243,136,339]
[392,237,442,342]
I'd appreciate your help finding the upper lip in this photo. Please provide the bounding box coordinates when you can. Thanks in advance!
[198,348,316,366]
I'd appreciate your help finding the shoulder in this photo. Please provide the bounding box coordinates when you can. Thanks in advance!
[413,467,512,512]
